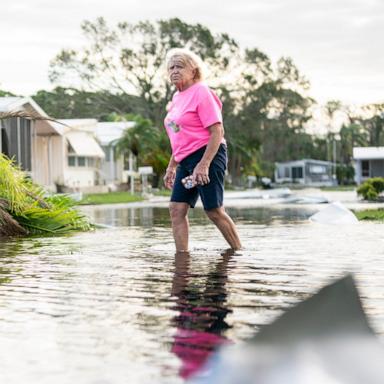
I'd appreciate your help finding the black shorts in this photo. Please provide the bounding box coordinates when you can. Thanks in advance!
[171,144,227,211]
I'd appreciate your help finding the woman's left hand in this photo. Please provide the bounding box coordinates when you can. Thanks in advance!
[192,161,210,186]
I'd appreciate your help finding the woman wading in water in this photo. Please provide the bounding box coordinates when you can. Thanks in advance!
[163,48,241,252]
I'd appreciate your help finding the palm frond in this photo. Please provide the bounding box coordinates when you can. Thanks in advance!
[0,199,27,236]
[0,110,68,126]
[0,154,28,213]
[0,153,92,236]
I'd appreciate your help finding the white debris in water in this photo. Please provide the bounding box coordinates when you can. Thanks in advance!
[309,201,359,225]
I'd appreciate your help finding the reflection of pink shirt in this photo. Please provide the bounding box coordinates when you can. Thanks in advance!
[172,328,231,379]
[164,82,226,163]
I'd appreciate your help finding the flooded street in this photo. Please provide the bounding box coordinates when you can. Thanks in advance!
[0,202,384,383]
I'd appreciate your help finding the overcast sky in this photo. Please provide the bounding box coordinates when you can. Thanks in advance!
[1,0,383,106]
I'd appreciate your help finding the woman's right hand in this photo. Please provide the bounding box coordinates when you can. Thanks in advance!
[163,167,176,190]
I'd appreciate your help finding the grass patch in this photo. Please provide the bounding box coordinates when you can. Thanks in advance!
[320,186,356,191]
[354,208,384,221]
[79,192,144,205]
[152,189,172,197]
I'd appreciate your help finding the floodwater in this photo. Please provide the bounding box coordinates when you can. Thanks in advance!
[0,202,384,383]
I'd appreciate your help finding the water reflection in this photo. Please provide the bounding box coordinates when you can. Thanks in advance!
[0,240,24,285]
[83,205,318,228]
[89,206,167,227]
[170,250,235,380]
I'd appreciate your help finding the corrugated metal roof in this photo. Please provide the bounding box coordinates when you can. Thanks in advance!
[276,159,333,166]
[57,119,98,127]
[0,96,62,135]
[353,147,384,160]
[50,119,98,135]
[0,97,25,112]
[95,121,135,145]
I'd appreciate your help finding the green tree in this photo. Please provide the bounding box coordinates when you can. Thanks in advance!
[32,87,143,120]
[361,103,384,146]
[221,52,314,181]
[239,58,314,179]
[0,89,16,97]
[339,123,367,165]
[323,100,342,163]
[49,17,238,127]
[115,114,170,186]
[324,100,342,127]
[48,17,315,184]
[219,48,274,182]
[336,164,355,185]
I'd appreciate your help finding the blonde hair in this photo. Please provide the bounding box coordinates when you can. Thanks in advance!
[165,48,206,81]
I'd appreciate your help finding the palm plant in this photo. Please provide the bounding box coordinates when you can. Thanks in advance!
[0,154,91,236]
[0,112,91,237]
[115,114,170,185]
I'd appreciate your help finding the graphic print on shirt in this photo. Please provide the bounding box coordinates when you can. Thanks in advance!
[166,119,181,133]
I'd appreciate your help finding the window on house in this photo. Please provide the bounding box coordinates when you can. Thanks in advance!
[19,118,32,171]
[292,166,303,179]
[87,158,95,167]
[1,122,9,157]
[362,160,370,177]
[68,156,76,167]
[10,117,18,162]
[309,165,326,174]
[77,157,86,166]
[284,167,290,178]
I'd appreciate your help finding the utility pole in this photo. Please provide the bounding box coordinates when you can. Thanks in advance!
[333,136,336,183]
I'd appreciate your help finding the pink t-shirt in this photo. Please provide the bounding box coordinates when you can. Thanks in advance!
[164,82,226,162]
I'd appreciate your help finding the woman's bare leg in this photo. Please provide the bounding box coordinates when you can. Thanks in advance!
[205,206,242,250]
[169,202,190,252]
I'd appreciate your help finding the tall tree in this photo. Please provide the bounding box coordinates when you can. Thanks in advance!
[361,103,384,146]
[0,89,16,97]
[339,123,367,165]
[233,56,314,179]
[49,17,315,182]
[32,87,143,120]
[49,17,238,127]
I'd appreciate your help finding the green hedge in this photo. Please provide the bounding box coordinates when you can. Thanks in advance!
[357,177,384,200]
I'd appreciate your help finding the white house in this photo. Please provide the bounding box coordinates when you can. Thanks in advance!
[94,121,136,185]
[0,97,62,190]
[353,147,384,184]
[50,119,105,191]
[275,159,334,186]
[1,98,138,192]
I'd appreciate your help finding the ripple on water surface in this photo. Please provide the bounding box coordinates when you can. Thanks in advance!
[0,205,383,383]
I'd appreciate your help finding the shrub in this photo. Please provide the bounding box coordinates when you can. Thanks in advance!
[0,153,92,236]
[357,177,384,200]
[336,164,355,185]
